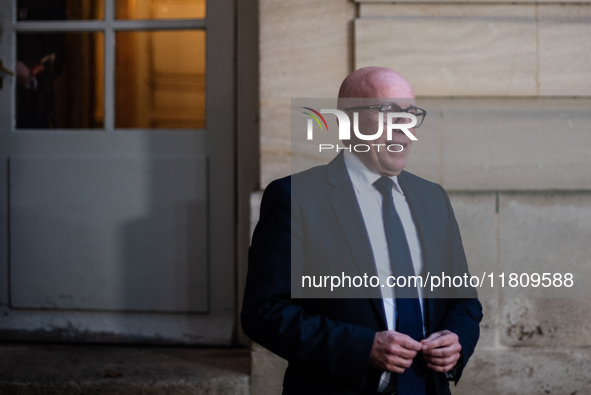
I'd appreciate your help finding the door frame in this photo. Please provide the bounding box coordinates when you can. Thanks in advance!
[0,0,257,346]
[235,0,260,345]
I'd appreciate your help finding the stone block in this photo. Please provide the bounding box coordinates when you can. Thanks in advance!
[415,98,591,191]
[453,348,591,395]
[260,104,292,187]
[259,0,354,185]
[403,103,443,184]
[539,4,591,96]
[261,150,291,189]
[356,4,538,96]
[260,0,354,101]
[448,193,497,284]
[261,96,591,190]
[449,193,497,347]
[498,193,591,299]
[500,298,591,347]
[475,297,497,350]
[261,104,291,148]
[251,342,287,395]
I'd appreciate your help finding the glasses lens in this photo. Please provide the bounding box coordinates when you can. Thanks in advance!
[415,109,426,127]
[417,116,423,128]
[380,103,401,113]
[362,104,425,128]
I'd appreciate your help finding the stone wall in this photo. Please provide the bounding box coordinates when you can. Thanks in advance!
[252,1,591,393]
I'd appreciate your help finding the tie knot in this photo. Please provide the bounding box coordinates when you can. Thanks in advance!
[373,176,394,197]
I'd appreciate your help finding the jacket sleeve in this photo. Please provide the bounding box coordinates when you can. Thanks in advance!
[241,178,377,390]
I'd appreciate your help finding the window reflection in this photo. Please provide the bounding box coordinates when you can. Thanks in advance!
[17,32,104,129]
[17,0,104,21]
[116,0,206,20]
[116,30,205,129]
[15,0,205,130]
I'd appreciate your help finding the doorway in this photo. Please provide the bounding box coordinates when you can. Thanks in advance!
[0,0,236,345]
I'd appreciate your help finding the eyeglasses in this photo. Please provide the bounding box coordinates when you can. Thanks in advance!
[344,103,427,128]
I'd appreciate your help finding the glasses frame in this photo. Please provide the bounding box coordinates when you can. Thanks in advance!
[344,103,427,128]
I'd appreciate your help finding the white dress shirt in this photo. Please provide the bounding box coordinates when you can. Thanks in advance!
[343,150,424,391]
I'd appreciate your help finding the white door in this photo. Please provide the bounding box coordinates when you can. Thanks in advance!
[0,0,236,344]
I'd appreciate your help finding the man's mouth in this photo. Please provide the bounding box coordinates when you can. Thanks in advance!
[386,143,406,152]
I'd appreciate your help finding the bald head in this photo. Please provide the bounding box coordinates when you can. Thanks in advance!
[336,67,417,176]
[338,67,414,102]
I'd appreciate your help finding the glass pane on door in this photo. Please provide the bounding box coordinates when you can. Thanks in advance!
[17,0,104,21]
[115,30,205,129]
[17,32,104,129]
[116,0,206,20]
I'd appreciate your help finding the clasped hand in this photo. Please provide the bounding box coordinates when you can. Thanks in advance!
[369,330,461,374]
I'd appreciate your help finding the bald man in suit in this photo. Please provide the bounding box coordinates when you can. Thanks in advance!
[242,67,482,395]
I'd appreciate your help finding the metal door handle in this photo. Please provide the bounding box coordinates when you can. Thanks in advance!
[0,60,15,76]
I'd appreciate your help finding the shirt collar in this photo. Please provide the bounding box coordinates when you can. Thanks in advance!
[343,150,403,195]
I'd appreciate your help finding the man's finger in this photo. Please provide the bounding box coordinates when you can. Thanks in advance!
[395,335,422,351]
[383,353,418,373]
[423,343,461,358]
[421,331,443,343]
[422,332,458,350]
[370,331,422,372]
[424,352,459,367]
[389,345,418,360]
[423,333,455,347]
[426,362,457,373]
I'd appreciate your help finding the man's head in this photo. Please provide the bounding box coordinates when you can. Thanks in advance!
[338,67,418,176]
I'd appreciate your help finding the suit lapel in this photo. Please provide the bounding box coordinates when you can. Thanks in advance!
[325,153,387,328]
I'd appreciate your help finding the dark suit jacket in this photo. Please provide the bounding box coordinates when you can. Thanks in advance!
[242,152,483,394]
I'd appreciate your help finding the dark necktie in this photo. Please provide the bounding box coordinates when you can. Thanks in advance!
[374,176,425,395]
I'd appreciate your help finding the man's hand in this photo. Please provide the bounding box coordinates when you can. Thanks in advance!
[16,61,32,88]
[421,330,462,373]
[369,330,423,374]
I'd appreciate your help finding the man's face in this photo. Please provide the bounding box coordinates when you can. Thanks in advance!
[345,97,417,176]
